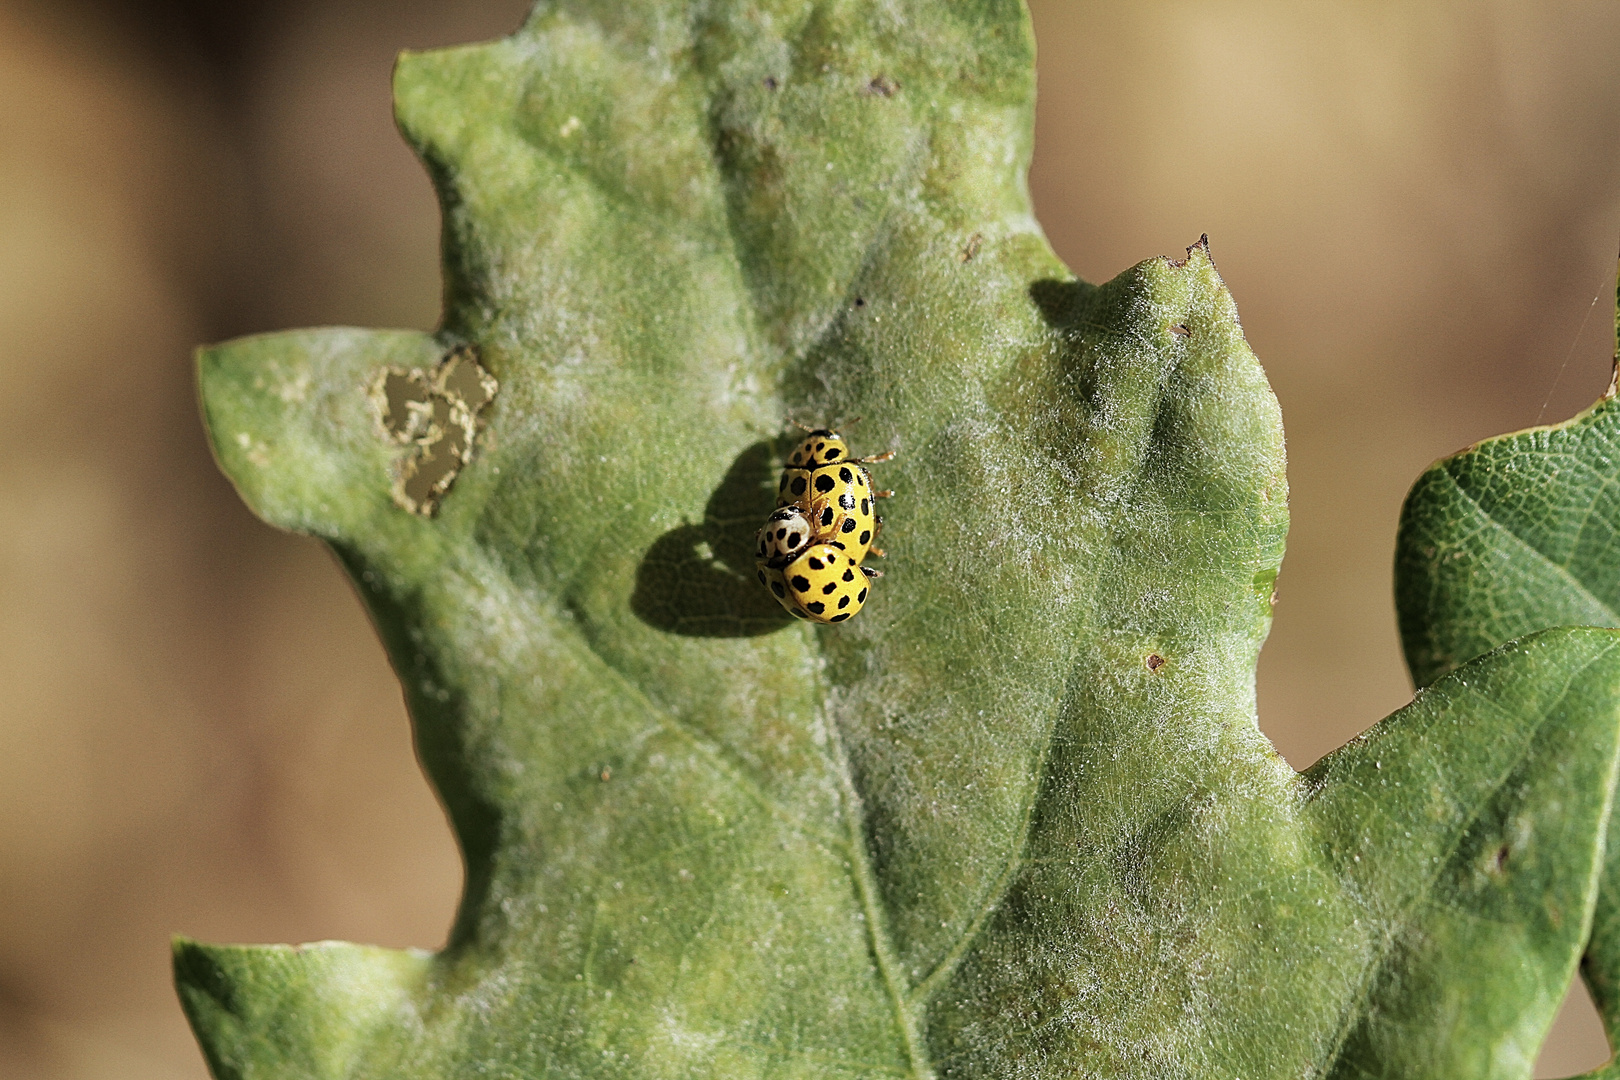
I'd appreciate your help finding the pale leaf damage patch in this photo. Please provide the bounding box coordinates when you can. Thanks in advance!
[369,344,497,516]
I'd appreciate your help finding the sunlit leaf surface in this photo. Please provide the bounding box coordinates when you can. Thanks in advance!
[179,4,1620,1076]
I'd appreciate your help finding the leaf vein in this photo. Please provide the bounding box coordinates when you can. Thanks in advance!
[1440,465,1620,624]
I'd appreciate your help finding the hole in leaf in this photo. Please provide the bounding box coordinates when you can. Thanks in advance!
[377,371,436,441]
[1533,975,1608,1077]
[439,349,496,411]
[370,344,498,516]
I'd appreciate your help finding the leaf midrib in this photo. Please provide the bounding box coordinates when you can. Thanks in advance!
[597,26,1041,1071]
[822,704,936,1080]
[565,608,933,1076]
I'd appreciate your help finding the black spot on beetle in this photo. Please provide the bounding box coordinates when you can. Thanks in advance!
[841,518,857,534]
[807,557,823,571]
[839,467,853,482]
[788,532,802,547]
[821,506,834,527]
[840,492,856,510]
[830,612,850,622]
[757,569,766,584]
[791,608,807,618]
[860,498,869,514]
[815,474,836,493]
[772,581,786,598]
[807,601,826,615]
[857,588,868,602]
[791,477,807,496]
[837,595,850,609]
[779,474,789,490]
[815,441,825,452]
[822,582,837,594]
[791,575,810,592]
[859,530,871,544]
[842,568,855,582]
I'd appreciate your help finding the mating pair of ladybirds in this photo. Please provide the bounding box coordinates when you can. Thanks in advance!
[754,424,893,624]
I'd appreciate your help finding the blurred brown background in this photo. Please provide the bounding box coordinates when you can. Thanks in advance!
[1,1,1617,1076]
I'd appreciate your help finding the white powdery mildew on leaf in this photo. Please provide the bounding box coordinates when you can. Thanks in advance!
[180,5,1620,1079]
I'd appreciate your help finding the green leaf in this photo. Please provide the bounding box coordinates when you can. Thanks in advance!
[1304,630,1620,1079]
[1397,264,1620,692]
[173,939,432,1080]
[1395,257,1620,1074]
[181,3,1620,1076]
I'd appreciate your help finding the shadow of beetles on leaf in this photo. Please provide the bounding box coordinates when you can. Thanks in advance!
[631,440,796,637]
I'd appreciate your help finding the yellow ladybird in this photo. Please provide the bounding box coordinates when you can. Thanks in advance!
[756,542,875,624]
[776,426,893,563]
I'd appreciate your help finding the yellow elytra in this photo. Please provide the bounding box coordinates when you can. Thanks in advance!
[776,425,894,565]
[755,542,876,624]
[784,427,854,468]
